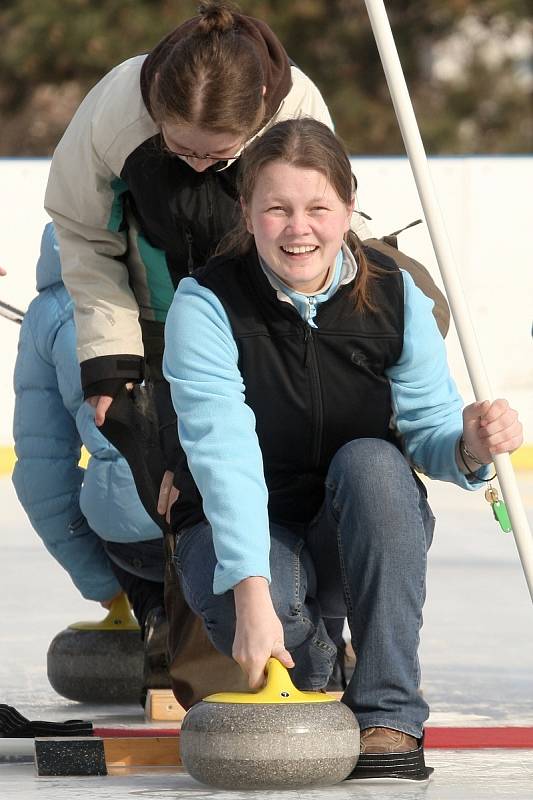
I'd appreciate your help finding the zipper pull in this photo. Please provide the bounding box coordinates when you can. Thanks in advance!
[307,297,318,327]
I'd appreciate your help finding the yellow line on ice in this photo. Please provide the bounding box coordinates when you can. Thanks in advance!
[0,446,90,476]
[0,445,532,477]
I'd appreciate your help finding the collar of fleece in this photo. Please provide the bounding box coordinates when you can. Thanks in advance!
[140,13,292,124]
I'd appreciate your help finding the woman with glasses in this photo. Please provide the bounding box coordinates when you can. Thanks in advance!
[45,2,361,500]
[45,1,365,696]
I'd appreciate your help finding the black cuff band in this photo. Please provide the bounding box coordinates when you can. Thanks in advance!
[81,354,144,396]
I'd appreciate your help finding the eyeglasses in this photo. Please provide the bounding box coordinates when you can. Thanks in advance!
[161,136,244,163]
[168,148,244,165]
[172,149,242,161]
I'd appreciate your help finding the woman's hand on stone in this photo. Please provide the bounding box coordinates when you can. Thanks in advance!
[232,576,294,690]
[99,590,123,610]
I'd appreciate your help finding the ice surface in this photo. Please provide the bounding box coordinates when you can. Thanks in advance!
[1,473,533,798]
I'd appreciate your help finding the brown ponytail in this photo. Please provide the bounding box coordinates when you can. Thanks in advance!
[196,1,236,34]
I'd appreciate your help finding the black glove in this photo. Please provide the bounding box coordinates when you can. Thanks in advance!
[100,383,167,531]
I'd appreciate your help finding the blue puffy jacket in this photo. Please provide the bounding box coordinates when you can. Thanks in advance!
[12,223,161,601]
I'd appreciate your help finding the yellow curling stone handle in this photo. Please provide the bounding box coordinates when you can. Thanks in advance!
[204,657,337,704]
[69,592,140,631]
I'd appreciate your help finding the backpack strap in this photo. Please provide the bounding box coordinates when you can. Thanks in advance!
[362,237,450,337]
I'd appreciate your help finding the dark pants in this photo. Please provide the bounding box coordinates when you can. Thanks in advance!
[102,538,165,633]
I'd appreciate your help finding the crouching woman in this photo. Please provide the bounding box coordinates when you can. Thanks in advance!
[163,118,522,780]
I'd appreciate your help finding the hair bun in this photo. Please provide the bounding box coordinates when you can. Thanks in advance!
[197,1,237,34]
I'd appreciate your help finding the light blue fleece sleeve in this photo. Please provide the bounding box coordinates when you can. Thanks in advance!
[387,270,490,488]
[163,277,271,595]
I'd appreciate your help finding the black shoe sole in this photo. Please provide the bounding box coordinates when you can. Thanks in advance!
[347,744,433,781]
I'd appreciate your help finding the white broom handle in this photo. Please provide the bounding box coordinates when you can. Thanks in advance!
[363,0,533,603]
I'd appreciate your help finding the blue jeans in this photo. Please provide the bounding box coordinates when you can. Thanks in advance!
[173,438,435,737]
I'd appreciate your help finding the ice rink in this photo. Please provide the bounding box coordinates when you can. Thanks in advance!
[1,471,533,798]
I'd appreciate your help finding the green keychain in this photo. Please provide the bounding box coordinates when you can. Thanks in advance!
[485,485,512,533]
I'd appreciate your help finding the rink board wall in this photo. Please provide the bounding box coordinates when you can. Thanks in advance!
[0,156,531,452]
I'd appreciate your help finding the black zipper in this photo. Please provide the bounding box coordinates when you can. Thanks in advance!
[206,171,214,220]
[184,227,195,274]
[303,324,323,469]
[304,324,311,367]
[205,169,226,259]
[205,170,218,243]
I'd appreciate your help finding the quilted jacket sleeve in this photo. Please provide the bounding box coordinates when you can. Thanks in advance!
[12,292,121,601]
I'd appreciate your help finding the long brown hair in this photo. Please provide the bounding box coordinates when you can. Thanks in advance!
[149,2,265,136]
[218,118,380,312]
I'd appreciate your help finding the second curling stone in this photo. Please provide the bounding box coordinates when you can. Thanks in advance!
[47,593,144,703]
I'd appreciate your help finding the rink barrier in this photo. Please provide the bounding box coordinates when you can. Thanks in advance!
[2,445,533,477]
[94,724,533,749]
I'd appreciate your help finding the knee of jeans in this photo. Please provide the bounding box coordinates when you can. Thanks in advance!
[197,594,237,659]
[270,581,311,643]
[328,437,408,487]
[277,603,316,651]
[274,590,325,653]
[270,576,314,650]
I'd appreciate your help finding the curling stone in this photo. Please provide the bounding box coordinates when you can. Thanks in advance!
[47,593,144,703]
[180,658,359,790]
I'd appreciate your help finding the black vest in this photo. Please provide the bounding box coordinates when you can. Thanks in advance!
[172,245,404,531]
[122,139,241,285]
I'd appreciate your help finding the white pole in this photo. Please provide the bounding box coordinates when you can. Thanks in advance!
[363,0,533,603]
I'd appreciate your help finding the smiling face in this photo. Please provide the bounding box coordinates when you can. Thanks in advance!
[242,161,354,294]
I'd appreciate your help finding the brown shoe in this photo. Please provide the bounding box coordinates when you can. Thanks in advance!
[360,726,418,754]
[347,727,433,781]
